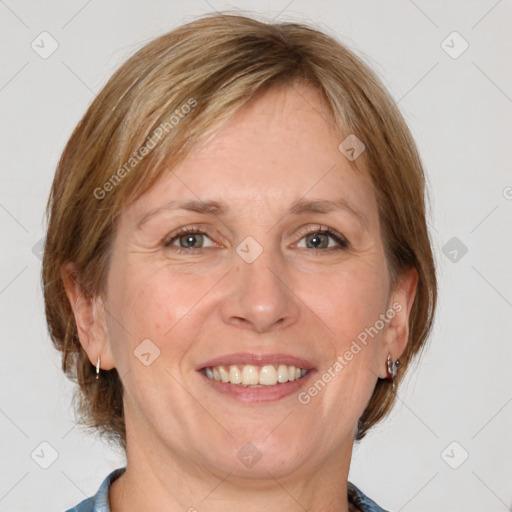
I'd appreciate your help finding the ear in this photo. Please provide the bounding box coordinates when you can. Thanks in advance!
[378,266,418,378]
[61,262,116,371]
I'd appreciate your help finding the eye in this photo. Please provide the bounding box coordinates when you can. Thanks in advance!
[162,227,216,251]
[296,225,349,251]
[161,225,349,253]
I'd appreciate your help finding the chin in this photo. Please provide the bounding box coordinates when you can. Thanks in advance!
[212,431,314,480]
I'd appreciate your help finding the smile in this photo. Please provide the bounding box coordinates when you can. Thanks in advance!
[202,364,309,387]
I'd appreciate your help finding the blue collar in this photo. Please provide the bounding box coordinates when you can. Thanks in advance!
[66,467,390,512]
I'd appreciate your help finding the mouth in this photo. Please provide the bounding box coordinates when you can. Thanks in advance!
[197,353,315,402]
[201,363,309,386]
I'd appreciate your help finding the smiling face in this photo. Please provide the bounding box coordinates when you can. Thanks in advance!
[70,82,415,483]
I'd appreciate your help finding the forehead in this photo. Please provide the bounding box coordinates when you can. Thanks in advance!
[125,82,377,225]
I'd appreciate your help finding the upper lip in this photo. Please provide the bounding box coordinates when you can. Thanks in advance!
[197,353,315,371]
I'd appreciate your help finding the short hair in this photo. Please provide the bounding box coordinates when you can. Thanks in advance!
[42,12,437,449]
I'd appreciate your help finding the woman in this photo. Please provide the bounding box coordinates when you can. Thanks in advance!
[43,12,436,512]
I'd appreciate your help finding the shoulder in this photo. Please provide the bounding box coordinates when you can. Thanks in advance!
[65,496,94,512]
[347,481,391,512]
[64,467,126,512]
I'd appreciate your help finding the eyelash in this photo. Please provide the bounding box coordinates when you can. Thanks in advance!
[162,225,350,254]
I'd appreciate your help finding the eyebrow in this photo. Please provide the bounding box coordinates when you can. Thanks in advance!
[136,197,368,229]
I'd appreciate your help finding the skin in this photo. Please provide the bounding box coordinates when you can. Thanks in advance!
[63,81,417,512]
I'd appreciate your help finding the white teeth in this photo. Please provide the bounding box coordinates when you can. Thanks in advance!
[219,366,230,382]
[277,364,289,383]
[204,363,309,386]
[241,365,259,385]
[259,365,277,386]
[229,365,242,384]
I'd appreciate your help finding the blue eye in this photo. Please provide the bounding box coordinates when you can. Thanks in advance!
[162,225,350,253]
[162,227,214,250]
[297,228,349,251]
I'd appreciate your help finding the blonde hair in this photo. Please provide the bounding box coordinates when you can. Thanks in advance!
[43,12,437,449]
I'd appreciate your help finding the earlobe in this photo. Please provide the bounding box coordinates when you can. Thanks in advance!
[379,267,418,378]
[61,262,115,370]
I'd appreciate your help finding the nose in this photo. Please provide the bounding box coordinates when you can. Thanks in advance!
[219,245,300,334]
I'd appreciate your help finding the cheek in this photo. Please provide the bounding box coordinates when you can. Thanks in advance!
[309,264,389,346]
[102,269,200,418]
[105,264,215,364]
[299,261,389,416]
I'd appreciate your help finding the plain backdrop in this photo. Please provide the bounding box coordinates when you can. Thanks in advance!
[1,1,511,511]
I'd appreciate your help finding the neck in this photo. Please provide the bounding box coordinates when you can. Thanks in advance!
[110,416,355,512]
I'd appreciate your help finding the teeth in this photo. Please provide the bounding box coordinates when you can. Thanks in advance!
[259,365,277,385]
[203,363,309,386]
[277,364,289,383]
[219,366,230,382]
[241,365,259,385]
[229,365,242,384]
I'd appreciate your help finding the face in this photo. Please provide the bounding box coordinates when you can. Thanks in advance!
[73,82,413,481]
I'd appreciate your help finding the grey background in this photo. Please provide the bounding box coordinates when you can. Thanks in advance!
[1,1,511,511]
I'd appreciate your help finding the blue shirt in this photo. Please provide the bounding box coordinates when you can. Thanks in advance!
[65,467,390,512]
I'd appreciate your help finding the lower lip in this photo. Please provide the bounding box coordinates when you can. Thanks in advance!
[200,370,316,403]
